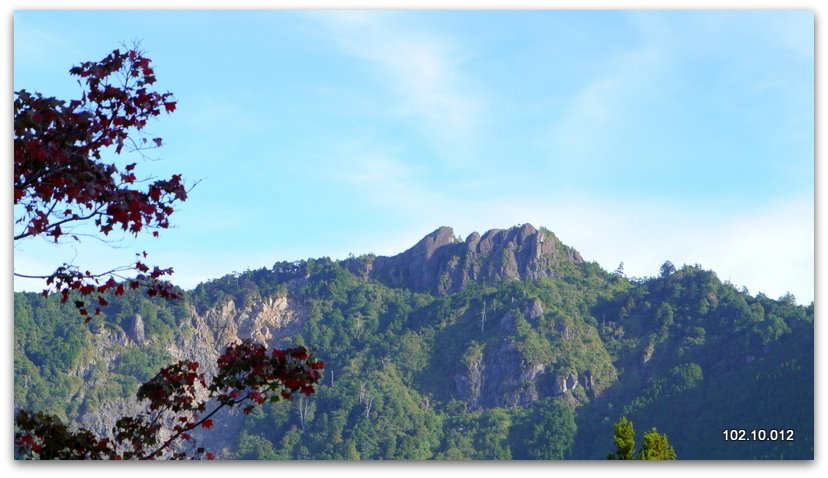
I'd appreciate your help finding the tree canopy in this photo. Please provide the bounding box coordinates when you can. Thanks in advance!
[608,416,676,460]
[14,46,326,461]
[14,46,187,319]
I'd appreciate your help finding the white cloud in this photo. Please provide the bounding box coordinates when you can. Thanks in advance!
[685,198,814,303]
[444,193,814,305]
[330,141,458,229]
[310,11,483,162]
[544,41,668,170]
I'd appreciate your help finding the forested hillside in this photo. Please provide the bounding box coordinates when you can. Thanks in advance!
[14,224,814,459]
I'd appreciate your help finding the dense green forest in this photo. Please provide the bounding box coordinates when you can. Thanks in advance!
[14,227,814,459]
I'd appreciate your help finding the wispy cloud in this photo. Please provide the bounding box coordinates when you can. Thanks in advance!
[323,135,450,218]
[544,40,668,171]
[449,192,814,304]
[347,152,431,210]
[309,11,484,163]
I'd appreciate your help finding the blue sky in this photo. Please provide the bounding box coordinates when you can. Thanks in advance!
[11,9,814,303]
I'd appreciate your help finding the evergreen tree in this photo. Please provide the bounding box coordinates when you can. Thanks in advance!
[660,260,676,278]
[608,417,677,460]
[608,416,636,460]
[638,428,677,460]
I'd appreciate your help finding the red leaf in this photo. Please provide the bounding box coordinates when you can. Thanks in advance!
[201,419,213,429]
[164,102,177,112]
[290,348,309,361]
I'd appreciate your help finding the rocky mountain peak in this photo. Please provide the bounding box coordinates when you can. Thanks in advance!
[367,224,583,294]
[411,226,457,261]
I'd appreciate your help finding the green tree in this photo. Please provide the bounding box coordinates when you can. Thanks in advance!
[660,260,676,278]
[638,428,677,460]
[345,439,360,460]
[15,340,324,460]
[608,416,636,460]
[607,417,677,460]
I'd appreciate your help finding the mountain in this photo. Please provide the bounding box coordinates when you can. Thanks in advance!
[14,224,814,459]
[354,224,583,294]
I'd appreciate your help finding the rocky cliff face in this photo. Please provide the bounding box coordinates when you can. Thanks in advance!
[71,293,310,454]
[364,223,584,295]
[452,297,616,410]
[58,224,593,454]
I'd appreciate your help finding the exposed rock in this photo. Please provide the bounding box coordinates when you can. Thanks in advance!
[556,321,573,341]
[641,339,656,365]
[369,224,584,295]
[70,290,311,455]
[524,298,544,323]
[565,373,579,391]
[125,314,146,345]
[455,338,553,409]
[57,224,601,455]
[465,231,481,248]
[553,374,568,395]
[499,310,519,332]
[523,363,546,381]
[579,371,596,397]
[479,340,528,408]
[454,355,484,408]
[549,370,602,400]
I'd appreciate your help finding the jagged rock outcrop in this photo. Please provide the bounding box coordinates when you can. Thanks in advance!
[453,335,608,409]
[125,314,146,345]
[365,223,584,295]
[455,355,484,409]
[524,298,544,323]
[71,292,310,454]
[451,296,617,409]
[56,224,604,455]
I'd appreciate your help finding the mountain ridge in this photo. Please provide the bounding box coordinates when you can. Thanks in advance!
[348,223,584,295]
[14,223,814,459]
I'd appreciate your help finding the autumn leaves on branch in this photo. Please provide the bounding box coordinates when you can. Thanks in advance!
[14,47,325,460]
[14,47,187,320]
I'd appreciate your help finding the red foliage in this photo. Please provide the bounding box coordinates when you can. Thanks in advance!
[13,47,187,316]
[14,339,325,460]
